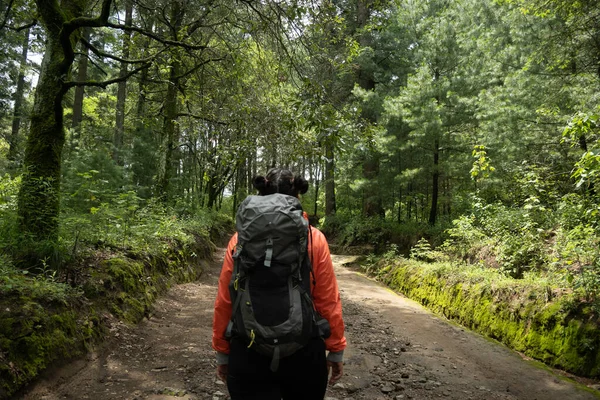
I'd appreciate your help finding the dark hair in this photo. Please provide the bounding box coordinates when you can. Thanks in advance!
[253,168,309,197]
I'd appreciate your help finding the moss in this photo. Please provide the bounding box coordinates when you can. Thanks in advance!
[369,258,600,378]
[0,229,211,399]
[0,301,89,397]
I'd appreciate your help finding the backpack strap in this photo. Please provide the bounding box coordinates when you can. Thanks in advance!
[226,245,245,339]
[270,345,280,372]
[308,225,316,287]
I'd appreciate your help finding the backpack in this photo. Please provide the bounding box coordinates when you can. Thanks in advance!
[225,193,328,372]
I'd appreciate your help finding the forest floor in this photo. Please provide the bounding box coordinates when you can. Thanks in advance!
[18,251,600,400]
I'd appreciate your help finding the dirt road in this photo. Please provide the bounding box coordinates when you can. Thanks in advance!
[19,253,599,400]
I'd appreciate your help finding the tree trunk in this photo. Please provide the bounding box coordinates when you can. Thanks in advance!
[113,0,133,166]
[158,68,179,201]
[7,26,30,168]
[157,0,183,202]
[362,154,381,216]
[71,27,90,143]
[18,2,83,241]
[355,0,380,217]
[397,186,402,223]
[428,138,440,226]
[325,140,336,215]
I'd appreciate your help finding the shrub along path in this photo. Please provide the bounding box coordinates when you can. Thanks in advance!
[19,253,599,400]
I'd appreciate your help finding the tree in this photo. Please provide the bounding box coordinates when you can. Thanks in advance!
[17,0,113,242]
[113,0,132,166]
[15,0,218,243]
[7,25,29,167]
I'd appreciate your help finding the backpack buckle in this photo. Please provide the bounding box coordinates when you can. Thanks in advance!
[264,237,273,267]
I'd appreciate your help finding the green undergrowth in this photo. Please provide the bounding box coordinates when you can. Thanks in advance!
[360,256,600,378]
[320,211,447,254]
[0,208,232,399]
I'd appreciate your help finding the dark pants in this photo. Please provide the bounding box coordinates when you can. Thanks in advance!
[227,337,328,400]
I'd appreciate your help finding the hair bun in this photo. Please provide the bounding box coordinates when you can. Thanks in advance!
[294,175,309,195]
[253,176,268,191]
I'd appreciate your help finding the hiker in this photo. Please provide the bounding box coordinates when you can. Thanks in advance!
[212,167,346,400]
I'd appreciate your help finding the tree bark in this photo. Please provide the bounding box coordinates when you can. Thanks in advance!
[325,140,336,215]
[71,27,90,141]
[362,153,381,216]
[7,25,30,167]
[428,138,440,226]
[157,62,180,201]
[113,0,133,166]
[157,0,183,202]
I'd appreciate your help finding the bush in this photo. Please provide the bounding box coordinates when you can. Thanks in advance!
[320,211,447,256]
[442,200,553,278]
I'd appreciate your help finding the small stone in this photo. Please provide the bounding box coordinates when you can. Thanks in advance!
[333,383,346,389]
[400,347,407,352]
[381,385,394,393]
[401,373,409,379]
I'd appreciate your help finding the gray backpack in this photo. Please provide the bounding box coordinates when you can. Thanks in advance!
[225,193,324,371]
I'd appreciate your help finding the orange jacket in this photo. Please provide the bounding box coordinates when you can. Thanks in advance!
[212,223,346,358]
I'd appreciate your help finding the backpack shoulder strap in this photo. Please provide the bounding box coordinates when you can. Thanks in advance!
[308,225,316,287]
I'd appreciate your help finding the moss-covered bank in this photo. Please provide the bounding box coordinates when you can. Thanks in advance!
[362,258,600,378]
[0,234,215,399]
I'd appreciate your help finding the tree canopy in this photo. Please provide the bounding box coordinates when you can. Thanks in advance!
[0,0,597,284]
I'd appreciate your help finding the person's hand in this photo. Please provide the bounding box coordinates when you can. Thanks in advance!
[217,364,228,383]
[327,361,343,385]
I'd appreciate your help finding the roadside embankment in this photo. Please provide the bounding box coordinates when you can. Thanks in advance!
[0,229,221,399]
[360,257,600,378]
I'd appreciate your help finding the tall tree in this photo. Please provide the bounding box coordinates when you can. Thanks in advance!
[70,27,90,141]
[7,25,29,167]
[113,0,133,166]
[18,0,112,242]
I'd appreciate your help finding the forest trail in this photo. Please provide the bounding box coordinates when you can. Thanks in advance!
[19,252,599,400]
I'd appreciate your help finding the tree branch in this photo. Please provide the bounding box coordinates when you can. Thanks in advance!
[81,37,164,64]
[106,22,209,50]
[74,51,109,75]
[0,0,14,30]
[174,56,225,80]
[64,62,150,89]
[177,112,229,125]
[35,0,66,36]
[11,20,37,32]
[58,0,113,71]
[63,0,112,32]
